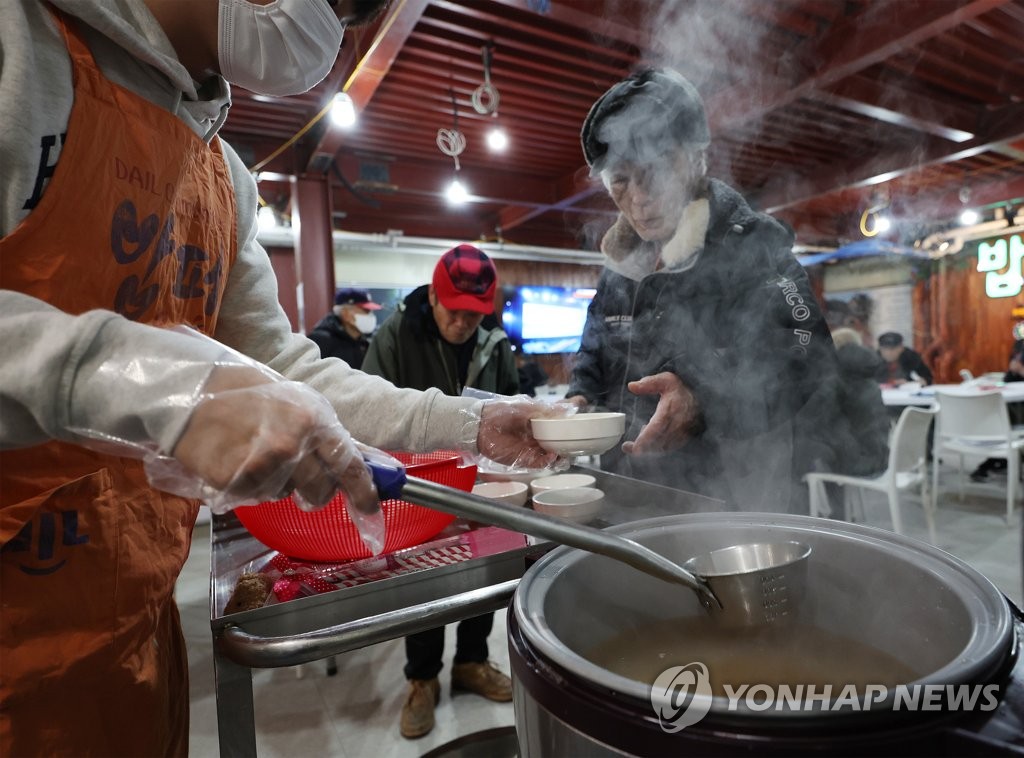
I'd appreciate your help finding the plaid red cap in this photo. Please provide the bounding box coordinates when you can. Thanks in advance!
[432,245,497,314]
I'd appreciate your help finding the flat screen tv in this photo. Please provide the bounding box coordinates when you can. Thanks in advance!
[501,286,596,354]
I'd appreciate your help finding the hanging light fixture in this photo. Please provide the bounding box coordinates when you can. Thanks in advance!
[329,92,357,129]
[486,127,508,152]
[445,177,470,204]
[960,209,980,225]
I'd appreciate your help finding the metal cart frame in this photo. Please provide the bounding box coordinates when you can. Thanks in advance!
[210,467,720,756]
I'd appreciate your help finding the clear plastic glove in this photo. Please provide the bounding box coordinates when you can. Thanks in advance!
[460,390,575,470]
[622,371,700,455]
[164,364,377,517]
[347,444,404,555]
[65,327,382,551]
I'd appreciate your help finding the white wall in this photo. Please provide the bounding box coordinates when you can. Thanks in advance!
[823,256,913,291]
[820,257,922,347]
[333,247,439,288]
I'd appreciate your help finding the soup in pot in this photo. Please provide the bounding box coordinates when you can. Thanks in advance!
[585,617,921,695]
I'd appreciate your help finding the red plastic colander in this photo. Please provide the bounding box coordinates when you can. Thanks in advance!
[235,451,476,561]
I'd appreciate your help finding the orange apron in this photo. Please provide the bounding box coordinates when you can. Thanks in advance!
[0,10,236,756]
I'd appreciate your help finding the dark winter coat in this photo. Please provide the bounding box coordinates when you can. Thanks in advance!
[568,179,842,511]
[833,344,890,476]
[362,285,519,397]
[308,313,370,369]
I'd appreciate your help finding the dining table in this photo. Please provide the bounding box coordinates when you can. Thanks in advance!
[881,380,1024,409]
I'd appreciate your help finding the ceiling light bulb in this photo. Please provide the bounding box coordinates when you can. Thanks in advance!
[257,205,278,231]
[875,215,891,233]
[330,92,357,129]
[446,178,469,204]
[960,209,979,225]
[486,127,508,152]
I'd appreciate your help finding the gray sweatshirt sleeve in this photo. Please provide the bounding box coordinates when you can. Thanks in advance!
[0,290,225,453]
[210,143,481,453]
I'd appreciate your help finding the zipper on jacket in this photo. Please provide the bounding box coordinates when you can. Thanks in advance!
[436,339,461,395]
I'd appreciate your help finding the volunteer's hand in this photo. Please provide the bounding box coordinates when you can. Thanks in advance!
[170,365,378,515]
[476,397,573,469]
[622,372,699,455]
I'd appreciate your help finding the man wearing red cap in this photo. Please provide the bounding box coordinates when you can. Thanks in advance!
[363,244,519,738]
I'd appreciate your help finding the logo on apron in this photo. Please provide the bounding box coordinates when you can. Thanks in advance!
[1,510,90,575]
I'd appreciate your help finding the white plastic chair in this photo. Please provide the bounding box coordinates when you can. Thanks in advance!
[931,390,1024,524]
[806,406,936,542]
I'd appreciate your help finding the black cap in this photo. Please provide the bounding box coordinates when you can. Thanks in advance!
[334,287,381,310]
[878,332,904,348]
[581,68,710,174]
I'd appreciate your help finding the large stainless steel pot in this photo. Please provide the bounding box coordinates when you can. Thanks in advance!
[510,513,1017,756]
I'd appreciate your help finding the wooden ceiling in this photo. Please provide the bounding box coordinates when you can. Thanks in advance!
[220,0,1024,252]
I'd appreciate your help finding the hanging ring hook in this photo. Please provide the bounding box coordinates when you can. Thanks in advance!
[472,42,500,115]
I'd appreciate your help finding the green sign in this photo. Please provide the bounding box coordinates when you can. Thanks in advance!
[978,234,1024,298]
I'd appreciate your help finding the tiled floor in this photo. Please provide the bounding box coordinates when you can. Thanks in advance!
[177,462,1022,757]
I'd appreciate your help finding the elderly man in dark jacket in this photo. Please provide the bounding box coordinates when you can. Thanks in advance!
[568,68,844,511]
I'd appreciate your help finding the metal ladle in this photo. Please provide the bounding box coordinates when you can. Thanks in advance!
[396,475,719,608]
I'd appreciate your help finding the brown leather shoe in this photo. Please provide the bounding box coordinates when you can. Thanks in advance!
[451,661,513,702]
[400,678,440,739]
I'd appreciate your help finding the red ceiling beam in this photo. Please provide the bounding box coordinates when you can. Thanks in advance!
[707,0,1011,135]
[429,0,636,64]
[890,172,1024,223]
[333,153,558,208]
[496,169,602,233]
[757,104,1024,214]
[305,0,430,173]
[484,0,651,55]
[415,16,626,80]
[816,74,977,143]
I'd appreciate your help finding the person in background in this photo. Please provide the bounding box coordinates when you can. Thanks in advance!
[970,329,1024,481]
[875,332,934,385]
[309,287,382,369]
[828,328,890,476]
[515,348,549,397]
[566,67,838,512]
[362,245,519,739]
[0,3,559,754]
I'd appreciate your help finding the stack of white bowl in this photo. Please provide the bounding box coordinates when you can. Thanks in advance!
[529,473,604,524]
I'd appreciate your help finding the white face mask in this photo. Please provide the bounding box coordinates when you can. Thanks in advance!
[218,0,345,96]
[354,312,377,335]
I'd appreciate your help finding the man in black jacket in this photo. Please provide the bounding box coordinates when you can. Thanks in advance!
[568,68,843,511]
[875,332,934,385]
[308,287,381,369]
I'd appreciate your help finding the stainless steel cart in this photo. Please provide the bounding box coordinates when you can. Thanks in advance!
[210,467,721,756]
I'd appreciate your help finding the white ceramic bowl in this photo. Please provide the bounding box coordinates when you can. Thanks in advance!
[534,435,623,457]
[477,462,554,486]
[472,481,530,507]
[532,487,605,523]
[530,473,596,494]
[531,412,626,441]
